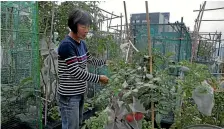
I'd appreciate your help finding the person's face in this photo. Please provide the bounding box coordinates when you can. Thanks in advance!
[77,24,89,39]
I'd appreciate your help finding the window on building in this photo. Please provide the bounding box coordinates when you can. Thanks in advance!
[142,20,147,23]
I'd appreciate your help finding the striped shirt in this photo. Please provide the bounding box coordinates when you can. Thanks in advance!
[57,35,106,96]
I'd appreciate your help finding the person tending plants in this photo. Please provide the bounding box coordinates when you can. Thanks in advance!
[57,9,110,129]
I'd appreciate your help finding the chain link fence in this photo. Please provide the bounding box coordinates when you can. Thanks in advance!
[1,1,42,129]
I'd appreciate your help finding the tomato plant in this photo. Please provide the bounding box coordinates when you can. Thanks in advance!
[83,51,224,129]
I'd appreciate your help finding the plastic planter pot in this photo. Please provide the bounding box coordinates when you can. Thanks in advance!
[83,108,96,120]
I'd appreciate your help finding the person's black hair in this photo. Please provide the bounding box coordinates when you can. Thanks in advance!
[68,9,92,33]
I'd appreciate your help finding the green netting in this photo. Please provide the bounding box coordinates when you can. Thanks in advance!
[1,1,42,129]
[132,23,192,62]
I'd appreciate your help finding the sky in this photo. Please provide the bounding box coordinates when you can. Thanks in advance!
[99,0,224,40]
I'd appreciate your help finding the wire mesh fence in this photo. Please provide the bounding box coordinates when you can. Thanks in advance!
[1,1,42,129]
[131,23,192,62]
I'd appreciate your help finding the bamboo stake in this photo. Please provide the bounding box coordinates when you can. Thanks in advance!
[123,1,129,40]
[120,13,123,43]
[123,1,130,63]
[145,1,154,128]
[44,1,55,126]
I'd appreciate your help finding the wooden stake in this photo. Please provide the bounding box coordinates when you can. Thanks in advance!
[145,1,154,128]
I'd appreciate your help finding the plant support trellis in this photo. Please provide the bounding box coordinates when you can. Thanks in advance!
[1,1,42,129]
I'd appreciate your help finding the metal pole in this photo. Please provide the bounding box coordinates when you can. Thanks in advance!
[106,14,109,32]
[218,33,222,56]
[145,1,154,129]
[134,20,136,45]
[101,21,102,32]
[117,24,119,43]
[196,39,201,59]
[213,31,217,57]
[178,17,183,62]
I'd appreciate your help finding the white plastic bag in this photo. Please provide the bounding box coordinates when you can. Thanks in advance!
[192,81,214,116]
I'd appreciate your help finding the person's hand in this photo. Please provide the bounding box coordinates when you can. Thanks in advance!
[99,75,109,84]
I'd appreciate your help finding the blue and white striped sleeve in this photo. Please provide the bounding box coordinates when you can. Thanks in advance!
[86,52,106,66]
[82,42,106,66]
[58,42,100,83]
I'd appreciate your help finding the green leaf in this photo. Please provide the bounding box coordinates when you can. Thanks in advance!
[136,82,144,85]
[81,124,87,129]
[129,97,147,113]
[9,96,17,102]
[135,78,142,83]
[110,74,117,79]
[122,81,128,88]
[132,89,138,93]
[146,74,153,79]
[156,113,162,124]
[19,77,33,86]
[143,84,158,89]
[153,77,162,83]
[159,109,169,115]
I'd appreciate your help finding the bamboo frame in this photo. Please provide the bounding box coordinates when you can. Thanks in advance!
[145,1,154,128]
[191,1,224,62]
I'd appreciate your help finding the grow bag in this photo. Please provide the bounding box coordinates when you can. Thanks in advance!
[154,112,174,129]
[83,108,96,120]
[160,111,174,128]
[144,111,174,129]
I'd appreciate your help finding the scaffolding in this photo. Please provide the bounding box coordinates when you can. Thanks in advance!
[192,1,224,62]
[1,1,42,129]
[191,1,224,76]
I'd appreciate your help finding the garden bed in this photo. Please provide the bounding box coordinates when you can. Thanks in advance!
[44,107,97,129]
[1,117,34,129]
